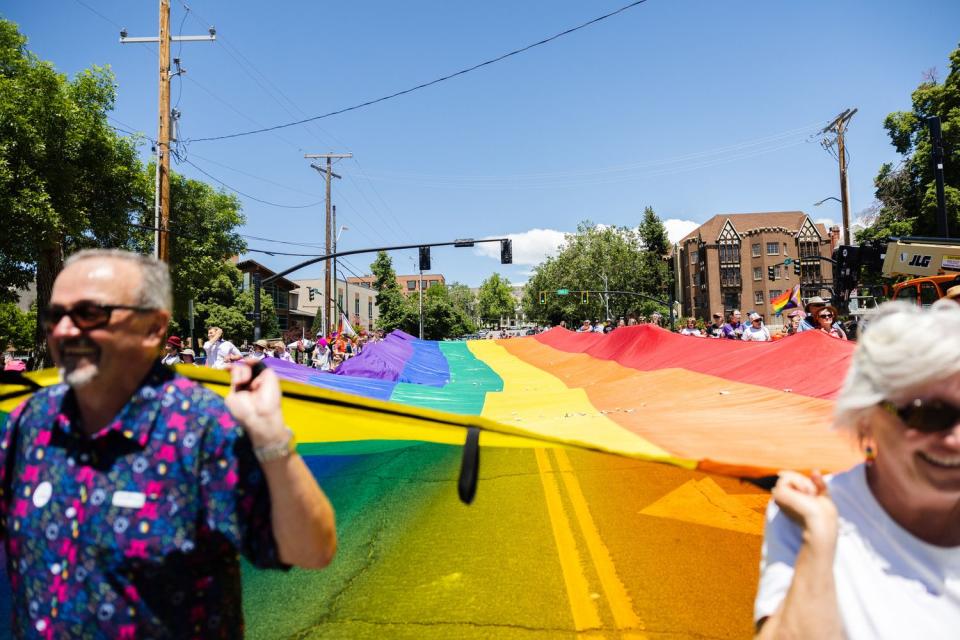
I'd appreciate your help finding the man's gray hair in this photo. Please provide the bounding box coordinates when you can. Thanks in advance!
[64,249,173,311]
[834,299,960,430]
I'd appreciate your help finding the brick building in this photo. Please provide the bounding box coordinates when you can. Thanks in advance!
[347,274,445,296]
[236,260,312,333]
[293,277,380,332]
[678,212,840,325]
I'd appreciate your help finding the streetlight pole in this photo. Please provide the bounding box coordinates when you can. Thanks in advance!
[419,267,424,339]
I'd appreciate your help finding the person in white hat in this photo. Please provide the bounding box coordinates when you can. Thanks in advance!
[741,312,771,341]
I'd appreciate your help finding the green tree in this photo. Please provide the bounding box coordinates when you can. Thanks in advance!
[0,302,36,351]
[0,19,150,365]
[521,221,667,326]
[637,206,671,298]
[164,167,247,335]
[419,283,474,339]
[477,273,515,328]
[447,282,478,333]
[370,251,408,332]
[196,285,278,346]
[858,45,960,243]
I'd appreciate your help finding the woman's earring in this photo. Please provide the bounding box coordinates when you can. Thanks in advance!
[865,445,876,466]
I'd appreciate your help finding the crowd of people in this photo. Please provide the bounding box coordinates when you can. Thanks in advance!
[156,326,385,373]
[2,247,959,636]
[676,296,851,342]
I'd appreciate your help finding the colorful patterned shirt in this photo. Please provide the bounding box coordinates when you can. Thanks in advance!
[0,363,286,638]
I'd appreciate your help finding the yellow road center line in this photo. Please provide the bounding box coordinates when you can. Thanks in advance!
[552,448,645,633]
[534,448,602,631]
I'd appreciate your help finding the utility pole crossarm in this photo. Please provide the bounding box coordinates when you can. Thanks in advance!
[119,2,216,262]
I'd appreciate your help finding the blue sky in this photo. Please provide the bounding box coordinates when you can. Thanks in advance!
[5,0,959,286]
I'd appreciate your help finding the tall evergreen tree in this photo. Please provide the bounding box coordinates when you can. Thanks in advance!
[370,251,408,331]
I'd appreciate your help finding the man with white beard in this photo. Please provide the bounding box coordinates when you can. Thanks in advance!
[0,249,336,637]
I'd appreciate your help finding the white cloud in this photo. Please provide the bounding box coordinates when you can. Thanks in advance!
[663,219,699,244]
[474,228,567,265]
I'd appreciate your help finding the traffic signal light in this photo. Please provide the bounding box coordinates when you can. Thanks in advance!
[581,291,589,304]
[794,262,801,277]
[418,246,431,271]
[500,239,513,264]
[539,291,546,305]
[308,288,315,302]
[767,265,776,281]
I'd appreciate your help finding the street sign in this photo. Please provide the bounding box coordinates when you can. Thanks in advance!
[245,312,261,320]
[783,257,793,265]
[556,289,570,295]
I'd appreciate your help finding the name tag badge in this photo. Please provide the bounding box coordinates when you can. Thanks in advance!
[112,491,146,509]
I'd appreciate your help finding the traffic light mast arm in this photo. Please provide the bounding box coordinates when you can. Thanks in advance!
[263,238,511,284]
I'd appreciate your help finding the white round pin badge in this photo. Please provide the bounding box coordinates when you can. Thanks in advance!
[32,481,53,508]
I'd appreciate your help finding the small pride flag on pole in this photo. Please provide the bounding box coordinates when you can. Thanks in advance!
[771,284,802,316]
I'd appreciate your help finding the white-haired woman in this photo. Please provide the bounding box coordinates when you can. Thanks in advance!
[755,300,960,639]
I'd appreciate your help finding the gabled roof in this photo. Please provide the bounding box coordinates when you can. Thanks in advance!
[681,211,825,243]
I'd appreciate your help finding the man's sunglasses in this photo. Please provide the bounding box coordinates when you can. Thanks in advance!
[41,301,157,332]
[882,398,960,433]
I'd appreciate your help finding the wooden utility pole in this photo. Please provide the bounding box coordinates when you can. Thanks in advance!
[306,153,352,336]
[157,0,171,261]
[820,108,858,245]
[120,2,215,261]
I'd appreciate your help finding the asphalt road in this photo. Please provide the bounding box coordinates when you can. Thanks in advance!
[243,445,768,639]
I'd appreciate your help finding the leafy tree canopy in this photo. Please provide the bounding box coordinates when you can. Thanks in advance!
[0,19,148,364]
[476,273,515,328]
[521,215,672,326]
[858,44,960,243]
[0,302,36,351]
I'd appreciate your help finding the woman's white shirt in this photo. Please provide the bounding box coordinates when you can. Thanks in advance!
[756,464,960,638]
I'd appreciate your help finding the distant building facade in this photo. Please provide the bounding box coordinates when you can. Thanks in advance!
[295,277,380,332]
[236,260,312,333]
[677,212,840,324]
[348,274,445,296]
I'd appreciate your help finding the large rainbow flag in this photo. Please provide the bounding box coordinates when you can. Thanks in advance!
[0,327,858,638]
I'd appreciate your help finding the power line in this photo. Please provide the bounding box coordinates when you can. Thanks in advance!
[180,158,325,208]
[189,0,653,143]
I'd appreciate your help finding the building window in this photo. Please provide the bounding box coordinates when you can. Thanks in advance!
[755,291,764,305]
[406,280,416,290]
[355,296,360,316]
[720,243,740,264]
[766,242,779,255]
[277,315,288,330]
[276,291,289,310]
[720,267,741,287]
[690,251,698,264]
[774,264,781,279]
[751,243,761,258]
[753,267,761,281]
[368,300,373,318]
[769,289,782,300]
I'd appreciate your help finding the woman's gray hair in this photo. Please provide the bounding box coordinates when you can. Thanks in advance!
[834,298,960,431]
[64,249,172,311]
